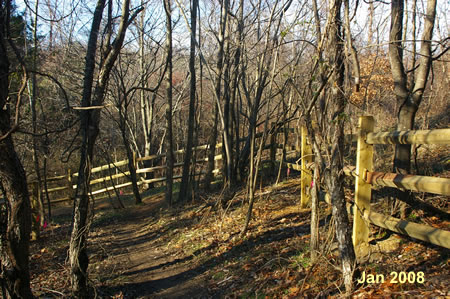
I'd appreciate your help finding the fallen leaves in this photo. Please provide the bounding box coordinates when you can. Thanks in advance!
[30,176,450,298]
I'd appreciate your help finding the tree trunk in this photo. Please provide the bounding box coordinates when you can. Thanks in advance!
[230,0,244,182]
[389,0,437,217]
[138,2,156,189]
[69,0,136,295]
[310,163,320,262]
[0,135,33,299]
[142,93,157,188]
[204,105,218,191]
[326,0,356,293]
[29,0,45,234]
[214,0,231,188]
[179,0,198,202]
[240,125,256,237]
[120,113,142,204]
[0,2,33,297]
[163,0,174,206]
[69,1,105,296]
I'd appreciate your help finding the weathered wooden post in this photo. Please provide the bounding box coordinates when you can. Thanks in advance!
[300,126,313,208]
[353,116,374,257]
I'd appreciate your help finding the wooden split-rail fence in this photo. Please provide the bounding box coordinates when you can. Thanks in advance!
[26,130,294,205]
[9,115,450,254]
[295,116,450,254]
[30,143,226,204]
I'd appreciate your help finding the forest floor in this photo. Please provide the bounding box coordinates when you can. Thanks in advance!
[29,176,449,298]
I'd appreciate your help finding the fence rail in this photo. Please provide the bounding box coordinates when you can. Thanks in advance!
[25,127,295,204]
[282,116,450,252]
[348,116,450,253]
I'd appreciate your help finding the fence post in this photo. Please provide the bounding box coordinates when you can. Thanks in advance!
[300,126,313,208]
[353,116,374,257]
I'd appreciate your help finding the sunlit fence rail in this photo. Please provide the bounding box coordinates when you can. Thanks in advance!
[29,142,226,204]
[21,128,293,207]
[349,116,450,252]
[289,116,450,253]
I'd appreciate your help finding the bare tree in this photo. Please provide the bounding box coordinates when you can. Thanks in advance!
[69,0,141,296]
[389,0,437,217]
[0,1,33,297]
[163,0,174,206]
[299,0,357,292]
[179,0,199,202]
[137,1,165,189]
[240,0,294,236]
[110,59,143,205]
[27,0,46,240]
[324,0,356,293]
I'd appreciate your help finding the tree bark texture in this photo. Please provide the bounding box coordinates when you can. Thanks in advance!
[69,1,106,296]
[0,2,33,297]
[325,0,356,293]
[215,0,232,187]
[310,163,320,262]
[0,133,33,299]
[179,0,198,202]
[204,106,218,191]
[69,0,135,296]
[120,112,142,204]
[390,0,436,175]
[163,0,174,206]
[389,0,437,217]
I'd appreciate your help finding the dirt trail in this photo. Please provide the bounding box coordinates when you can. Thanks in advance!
[90,196,210,298]
[32,181,449,298]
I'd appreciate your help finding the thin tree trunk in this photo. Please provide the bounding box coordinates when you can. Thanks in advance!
[37,92,52,220]
[69,1,105,296]
[230,0,243,181]
[119,109,142,204]
[139,2,156,189]
[30,0,45,233]
[179,0,198,202]
[326,0,356,293]
[163,0,174,206]
[204,106,218,190]
[43,157,51,220]
[309,0,323,262]
[367,1,374,51]
[214,0,232,188]
[310,163,320,262]
[240,125,256,237]
[69,0,137,295]
[343,0,360,92]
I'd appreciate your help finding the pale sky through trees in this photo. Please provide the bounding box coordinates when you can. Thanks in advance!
[16,0,449,59]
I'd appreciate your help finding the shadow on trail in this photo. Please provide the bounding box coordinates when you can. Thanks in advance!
[104,211,202,251]
[99,214,332,298]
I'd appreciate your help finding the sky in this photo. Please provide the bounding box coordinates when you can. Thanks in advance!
[14,0,449,56]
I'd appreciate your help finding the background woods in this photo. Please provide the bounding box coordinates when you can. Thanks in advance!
[0,0,448,297]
